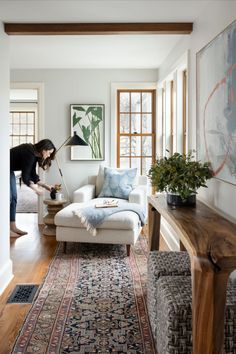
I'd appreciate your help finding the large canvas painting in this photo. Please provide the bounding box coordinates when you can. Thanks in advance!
[70,104,104,161]
[196,20,236,184]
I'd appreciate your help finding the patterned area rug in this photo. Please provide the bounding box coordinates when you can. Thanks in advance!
[11,237,155,354]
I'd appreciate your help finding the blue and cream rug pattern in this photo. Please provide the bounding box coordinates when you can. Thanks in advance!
[11,237,155,353]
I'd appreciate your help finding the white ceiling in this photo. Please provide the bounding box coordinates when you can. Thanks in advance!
[9,34,183,69]
[0,0,211,69]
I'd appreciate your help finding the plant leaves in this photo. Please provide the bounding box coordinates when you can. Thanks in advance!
[73,112,82,127]
[90,117,101,131]
[73,106,86,112]
[148,150,213,200]
[86,106,103,120]
[81,125,90,143]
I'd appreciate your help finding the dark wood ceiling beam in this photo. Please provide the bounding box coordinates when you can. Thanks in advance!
[4,22,193,35]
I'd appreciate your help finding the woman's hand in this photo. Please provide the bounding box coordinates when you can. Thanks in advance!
[45,184,54,191]
[29,182,44,195]
[37,181,53,191]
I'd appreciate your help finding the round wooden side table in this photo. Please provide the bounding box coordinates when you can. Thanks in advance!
[43,198,67,236]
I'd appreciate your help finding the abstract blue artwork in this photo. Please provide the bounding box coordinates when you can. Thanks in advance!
[197,20,236,184]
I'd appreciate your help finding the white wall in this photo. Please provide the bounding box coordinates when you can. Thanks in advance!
[158,0,236,222]
[11,69,157,197]
[0,23,13,294]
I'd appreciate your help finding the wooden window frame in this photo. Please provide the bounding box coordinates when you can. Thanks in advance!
[10,109,37,148]
[182,70,187,154]
[170,80,174,155]
[117,89,156,175]
[161,87,166,156]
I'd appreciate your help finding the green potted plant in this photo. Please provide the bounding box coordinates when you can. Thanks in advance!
[148,151,213,206]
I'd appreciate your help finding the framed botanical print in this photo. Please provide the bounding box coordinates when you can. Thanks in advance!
[70,104,105,161]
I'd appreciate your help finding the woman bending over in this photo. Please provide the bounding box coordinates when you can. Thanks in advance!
[10,139,56,237]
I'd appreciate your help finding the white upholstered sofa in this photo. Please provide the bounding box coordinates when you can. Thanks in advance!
[55,167,147,256]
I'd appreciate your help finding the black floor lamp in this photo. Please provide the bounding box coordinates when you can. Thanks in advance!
[55,131,88,201]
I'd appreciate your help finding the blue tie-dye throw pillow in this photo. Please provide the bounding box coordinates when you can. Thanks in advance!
[98,167,137,200]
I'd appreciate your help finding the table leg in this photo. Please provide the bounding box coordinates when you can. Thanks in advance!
[191,256,230,354]
[148,203,161,251]
[180,241,187,251]
[43,204,62,236]
[213,270,231,354]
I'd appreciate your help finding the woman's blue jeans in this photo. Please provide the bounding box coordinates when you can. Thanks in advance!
[10,171,17,222]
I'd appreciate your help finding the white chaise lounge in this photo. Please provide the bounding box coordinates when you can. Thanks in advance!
[55,168,147,256]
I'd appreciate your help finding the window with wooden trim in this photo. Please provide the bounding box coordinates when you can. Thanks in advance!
[182,70,187,154]
[170,80,174,155]
[117,90,156,175]
[10,110,36,148]
[161,87,166,156]
[158,55,188,158]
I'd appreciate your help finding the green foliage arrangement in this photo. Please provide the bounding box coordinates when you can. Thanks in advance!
[149,151,213,200]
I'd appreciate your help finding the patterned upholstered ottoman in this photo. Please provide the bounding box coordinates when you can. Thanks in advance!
[147,251,191,341]
[155,276,236,354]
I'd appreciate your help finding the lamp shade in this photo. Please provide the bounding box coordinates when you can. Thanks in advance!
[65,131,88,146]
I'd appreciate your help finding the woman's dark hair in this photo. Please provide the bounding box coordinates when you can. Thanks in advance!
[34,139,56,170]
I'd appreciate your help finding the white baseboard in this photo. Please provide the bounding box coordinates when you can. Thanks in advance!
[161,218,180,251]
[0,259,13,295]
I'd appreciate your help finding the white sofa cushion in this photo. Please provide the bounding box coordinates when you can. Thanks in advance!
[95,165,106,196]
[55,198,141,230]
[73,184,95,203]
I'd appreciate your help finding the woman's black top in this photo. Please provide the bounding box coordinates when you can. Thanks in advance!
[10,143,40,186]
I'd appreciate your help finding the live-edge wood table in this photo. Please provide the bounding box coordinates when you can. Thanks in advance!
[148,194,236,354]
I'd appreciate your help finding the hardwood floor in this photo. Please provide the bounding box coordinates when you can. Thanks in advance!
[0,215,169,354]
[0,214,57,354]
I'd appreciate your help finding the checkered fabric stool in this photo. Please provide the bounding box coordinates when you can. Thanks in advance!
[155,276,236,354]
[147,251,191,341]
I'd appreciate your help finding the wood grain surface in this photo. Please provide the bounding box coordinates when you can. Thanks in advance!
[148,195,236,267]
[4,22,193,35]
[0,214,57,354]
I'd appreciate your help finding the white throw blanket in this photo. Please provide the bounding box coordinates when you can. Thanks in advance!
[74,203,146,236]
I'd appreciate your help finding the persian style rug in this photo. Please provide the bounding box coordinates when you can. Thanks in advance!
[11,237,155,354]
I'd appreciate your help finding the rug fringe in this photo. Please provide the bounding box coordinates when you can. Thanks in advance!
[74,210,97,236]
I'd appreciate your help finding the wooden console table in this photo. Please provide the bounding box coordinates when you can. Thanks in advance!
[148,194,236,354]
